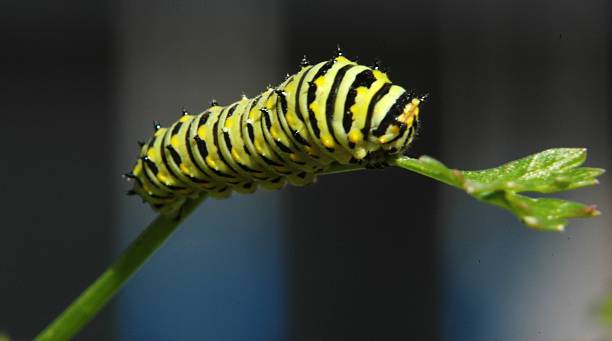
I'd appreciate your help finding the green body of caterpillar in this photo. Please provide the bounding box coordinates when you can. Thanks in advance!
[128,55,423,215]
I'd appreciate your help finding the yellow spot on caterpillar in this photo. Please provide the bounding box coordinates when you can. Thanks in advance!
[349,87,368,116]
[309,102,319,113]
[286,112,298,127]
[171,135,180,148]
[373,70,390,82]
[249,108,261,121]
[180,163,192,176]
[348,130,362,144]
[225,116,235,129]
[157,171,172,185]
[265,97,274,108]
[376,125,401,144]
[271,125,280,140]
[289,153,299,161]
[321,135,334,149]
[147,149,159,162]
[254,139,264,154]
[314,76,325,87]
[397,99,421,125]
[205,155,218,170]
[197,125,206,139]
[179,115,190,123]
[231,148,242,163]
[404,116,414,127]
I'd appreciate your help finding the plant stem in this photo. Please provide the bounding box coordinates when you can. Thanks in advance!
[33,163,366,340]
[34,195,206,341]
[32,164,363,340]
[390,156,461,187]
[31,158,409,340]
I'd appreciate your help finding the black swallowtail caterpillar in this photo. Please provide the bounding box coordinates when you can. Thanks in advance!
[126,52,424,215]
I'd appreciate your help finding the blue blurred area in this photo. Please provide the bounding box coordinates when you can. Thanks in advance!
[115,193,286,341]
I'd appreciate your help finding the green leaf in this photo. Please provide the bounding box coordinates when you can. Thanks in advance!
[390,148,604,231]
[462,148,604,194]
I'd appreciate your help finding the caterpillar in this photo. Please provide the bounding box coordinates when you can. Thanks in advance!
[125,50,424,215]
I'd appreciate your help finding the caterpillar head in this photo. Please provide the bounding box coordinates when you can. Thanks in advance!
[371,89,423,155]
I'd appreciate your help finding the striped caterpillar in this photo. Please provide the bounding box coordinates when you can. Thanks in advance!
[126,51,424,215]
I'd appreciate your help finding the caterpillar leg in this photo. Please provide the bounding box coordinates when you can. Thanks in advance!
[360,150,389,169]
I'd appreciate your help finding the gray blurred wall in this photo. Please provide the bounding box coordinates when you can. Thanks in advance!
[438,0,611,340]
[0,1,113,339]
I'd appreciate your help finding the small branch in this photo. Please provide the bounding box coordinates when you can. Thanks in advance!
[391,149,603,231]
[34,195,206,341]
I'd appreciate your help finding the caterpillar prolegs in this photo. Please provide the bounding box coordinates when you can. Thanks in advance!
[126,53,424,215]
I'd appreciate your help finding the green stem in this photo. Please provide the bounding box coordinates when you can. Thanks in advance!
[390,156,462,188]
[34,195,206,341]
[32,163,365,340]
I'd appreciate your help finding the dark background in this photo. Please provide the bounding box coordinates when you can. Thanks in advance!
[1,0,610,340]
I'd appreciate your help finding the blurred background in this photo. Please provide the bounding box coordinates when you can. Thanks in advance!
[1,0,610,340]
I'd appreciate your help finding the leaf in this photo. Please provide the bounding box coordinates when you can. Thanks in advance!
[462,148,604,194]
[391,148,604,231]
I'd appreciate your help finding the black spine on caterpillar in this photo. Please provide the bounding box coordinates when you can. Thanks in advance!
[128,55,423,215]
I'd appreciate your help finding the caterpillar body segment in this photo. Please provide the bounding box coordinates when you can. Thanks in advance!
[129,55,423,215]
